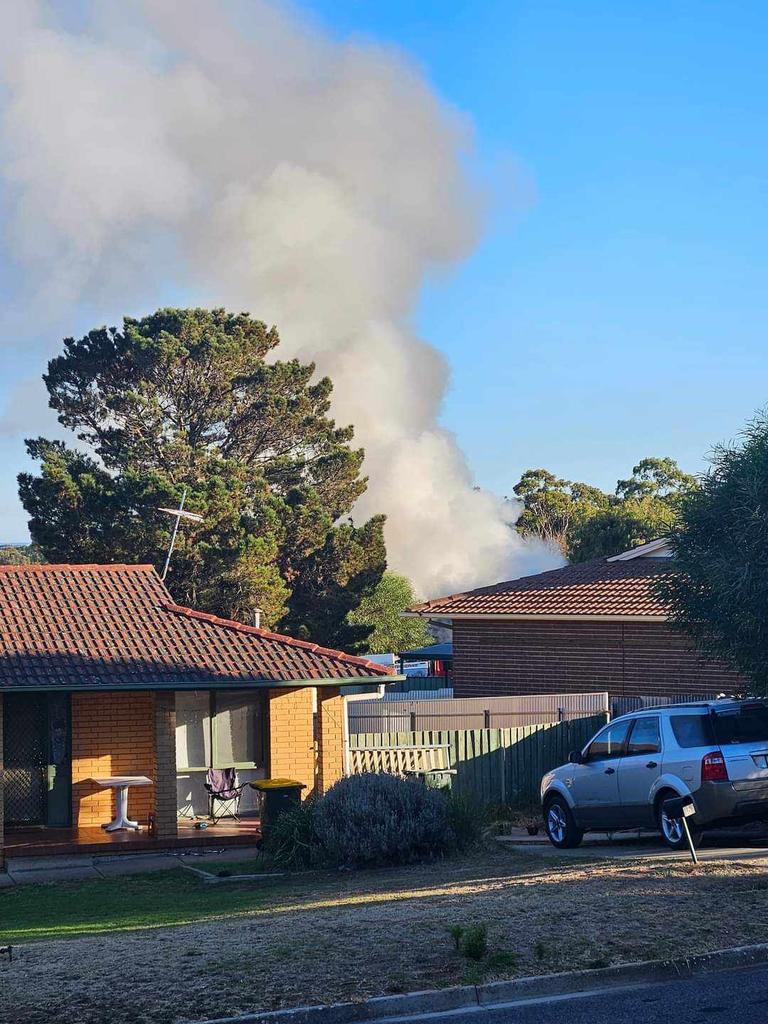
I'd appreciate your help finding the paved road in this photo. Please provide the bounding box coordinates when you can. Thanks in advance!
[378,966,768,1024]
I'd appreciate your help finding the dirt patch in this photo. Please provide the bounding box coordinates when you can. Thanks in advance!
[2,845,768,1024]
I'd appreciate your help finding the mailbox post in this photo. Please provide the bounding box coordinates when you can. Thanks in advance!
[663,795,699,864]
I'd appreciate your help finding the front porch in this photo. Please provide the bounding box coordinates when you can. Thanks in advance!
[4,817,263,858]
[1,683,346,865]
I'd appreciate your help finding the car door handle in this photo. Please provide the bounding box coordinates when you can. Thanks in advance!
[646,761,658,769]
[604,767,615,775]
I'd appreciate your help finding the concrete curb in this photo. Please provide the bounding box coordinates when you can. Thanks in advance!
[199,941,768,1024]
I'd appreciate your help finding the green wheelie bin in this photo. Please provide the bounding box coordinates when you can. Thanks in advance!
[250,778,306,832]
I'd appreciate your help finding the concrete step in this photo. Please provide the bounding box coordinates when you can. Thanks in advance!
[4,853,95,871]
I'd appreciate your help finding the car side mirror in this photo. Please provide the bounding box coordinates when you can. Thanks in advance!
[569,749,585,765]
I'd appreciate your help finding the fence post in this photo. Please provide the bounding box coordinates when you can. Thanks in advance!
[500,742,506,805]
[410,710,417,731]
[484,709,491,729]
[558,706,564,722]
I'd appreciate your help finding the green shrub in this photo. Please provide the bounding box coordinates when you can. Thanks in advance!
[461,924,488,961]
[262,775,483,870]
[262,799,320,870]
[449,923,517,983]
[313,772,455,868]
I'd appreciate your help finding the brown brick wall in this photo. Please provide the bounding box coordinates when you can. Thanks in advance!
[71,691,157,826]
[452,619,742,699]
[317,688,345,795]
[267,687,317,795]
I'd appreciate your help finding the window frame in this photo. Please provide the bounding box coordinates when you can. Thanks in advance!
[625,715,662,757]
[584,719,631,762]
[175,689,268,774]
[211,690,267,770]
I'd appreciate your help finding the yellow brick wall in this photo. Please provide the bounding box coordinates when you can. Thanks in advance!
[71,691,156,826]
[267,687,317,796]
[317,688,345,795]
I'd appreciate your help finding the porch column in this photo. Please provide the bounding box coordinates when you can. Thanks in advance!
[267,687,316,795]
[153,691,178,840]
[317,687,345,796]
[0,693,4,868]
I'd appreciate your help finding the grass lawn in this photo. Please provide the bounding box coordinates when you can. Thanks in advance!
[0,867,295,942]
[2,844,768,1024]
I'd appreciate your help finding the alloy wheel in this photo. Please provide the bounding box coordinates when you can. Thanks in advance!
[547,803,567,843]
[661,808,684,844]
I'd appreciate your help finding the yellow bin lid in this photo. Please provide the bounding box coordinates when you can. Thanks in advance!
[250,778,307,791]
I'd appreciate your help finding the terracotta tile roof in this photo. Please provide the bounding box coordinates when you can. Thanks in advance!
[0,564,394,689]
[409,556,672,619]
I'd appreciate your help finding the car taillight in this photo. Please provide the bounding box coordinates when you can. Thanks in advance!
[702,750,728,782]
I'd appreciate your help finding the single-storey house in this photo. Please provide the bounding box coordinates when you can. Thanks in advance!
[409,538,742,701]
[0,563,394,864]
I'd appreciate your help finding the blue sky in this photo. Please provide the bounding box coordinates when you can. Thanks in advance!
[1,1,768,539]
[303,0,768,491]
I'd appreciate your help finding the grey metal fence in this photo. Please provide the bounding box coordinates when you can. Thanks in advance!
[348,691,609,735]
[611,693,720,718]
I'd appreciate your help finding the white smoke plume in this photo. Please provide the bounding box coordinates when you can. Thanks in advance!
[0,0,561,598]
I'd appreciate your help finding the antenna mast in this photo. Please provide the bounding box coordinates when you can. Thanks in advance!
[158,488,204,580]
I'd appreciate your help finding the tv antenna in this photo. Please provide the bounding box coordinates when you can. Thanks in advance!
[158,488,204,580]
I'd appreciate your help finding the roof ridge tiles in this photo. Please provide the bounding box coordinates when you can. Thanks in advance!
[409,554,673,618]
[0,563,156,573]
[410,556,607,611]
[161,601,393,675]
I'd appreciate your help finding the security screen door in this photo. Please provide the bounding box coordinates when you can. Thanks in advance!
[4,694,48,825]
[3,693,72,827]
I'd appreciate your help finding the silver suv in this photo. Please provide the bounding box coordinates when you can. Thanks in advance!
[541,699,768,849]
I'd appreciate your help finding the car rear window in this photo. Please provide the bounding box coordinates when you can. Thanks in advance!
[713,704,768,745]
[671,714,715,749]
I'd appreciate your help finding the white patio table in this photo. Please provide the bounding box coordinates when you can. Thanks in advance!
[90,776,153,832]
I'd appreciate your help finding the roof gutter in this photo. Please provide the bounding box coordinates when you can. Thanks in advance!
[404,611,667,623]
[0,674,405,694]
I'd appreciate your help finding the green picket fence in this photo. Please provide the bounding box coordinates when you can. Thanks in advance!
[348,714,608,805]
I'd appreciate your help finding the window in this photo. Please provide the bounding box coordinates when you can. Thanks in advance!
[175,689,267,817]
[175,690,266,770]
[175,690,211,770]
[671,714,715,749]
[626,716,661,756]
[586,720,631,761]
[714,704,768,745]
[213,691,265,766]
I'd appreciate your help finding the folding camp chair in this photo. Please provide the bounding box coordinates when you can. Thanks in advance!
[204,767,247,824]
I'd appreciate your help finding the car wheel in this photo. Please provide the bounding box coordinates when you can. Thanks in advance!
[544,796,584,849]
[656,797,703,851]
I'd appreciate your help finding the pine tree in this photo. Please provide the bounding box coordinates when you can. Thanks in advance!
[18,308,386,649]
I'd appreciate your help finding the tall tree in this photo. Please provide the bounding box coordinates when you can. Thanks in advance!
[656,412,768,691]
[512,457,697,561]
[18,308,386,649]
[616,457,697,501]
[347,572,434,654]
[567,496,680,562]
[513,469,609,554]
